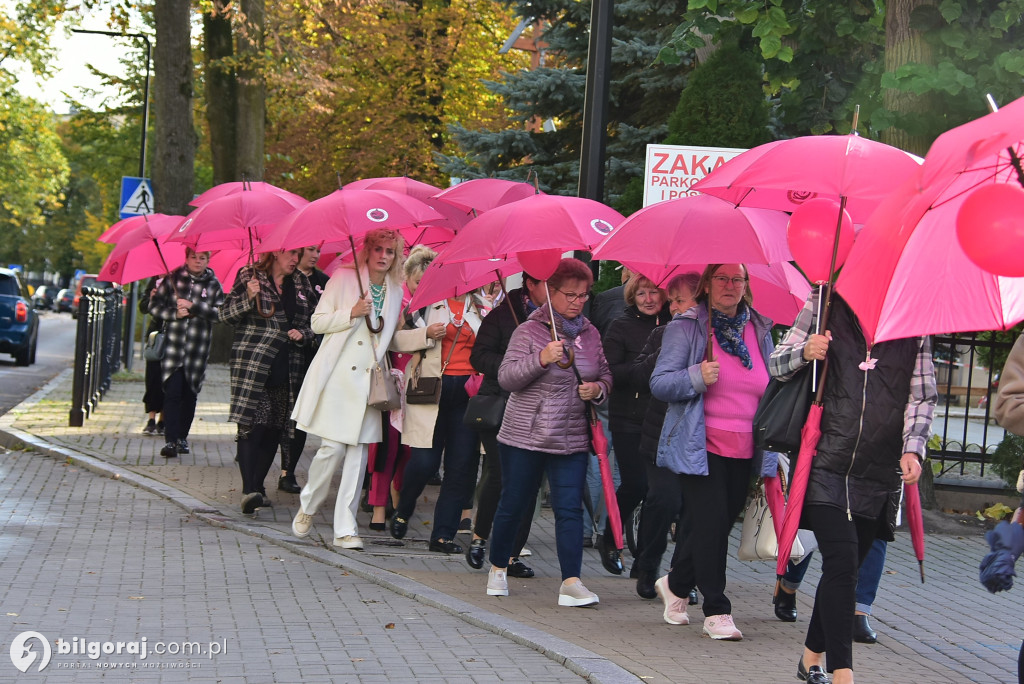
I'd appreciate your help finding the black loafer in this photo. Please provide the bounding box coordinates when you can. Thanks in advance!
[278,474,301,494]
[596,536,623,575]
[428,539,463,554]
[390,516,408,540]
[465,538,486,569]
[853,614,877,644]
[797,657,828,683]
[774,586,798,622]
[160,441,178,458]
[368,522,386,532]
[507,558,534,578]
[636,570,657,600]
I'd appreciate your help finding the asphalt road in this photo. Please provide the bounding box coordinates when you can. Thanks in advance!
[0,311,76,414]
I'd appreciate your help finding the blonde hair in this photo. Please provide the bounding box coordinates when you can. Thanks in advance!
[404,244,438,280]
[623,274,663,307]
[353,228,405,280]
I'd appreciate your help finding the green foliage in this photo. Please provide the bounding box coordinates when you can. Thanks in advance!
[991,433,1024,491]
[977,324,1024,376]
[664,41,771,149]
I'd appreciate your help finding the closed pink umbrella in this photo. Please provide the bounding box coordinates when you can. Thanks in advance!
[904,482,926,582]
[775,404,824,576]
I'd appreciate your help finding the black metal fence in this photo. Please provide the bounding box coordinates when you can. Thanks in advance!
[69,285,124,427]
[930,331,1016,479]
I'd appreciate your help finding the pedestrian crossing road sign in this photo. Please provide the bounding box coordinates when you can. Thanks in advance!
[120,177,155,218]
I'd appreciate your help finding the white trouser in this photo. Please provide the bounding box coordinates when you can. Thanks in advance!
[299,439,368,539]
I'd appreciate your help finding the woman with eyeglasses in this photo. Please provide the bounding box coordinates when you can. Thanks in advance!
[649,263,778,641]
[595,273,671,577]
[485,258,612,607]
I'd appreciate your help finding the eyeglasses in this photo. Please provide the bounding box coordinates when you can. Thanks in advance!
[711,275,746,288]
[554,288,591,303]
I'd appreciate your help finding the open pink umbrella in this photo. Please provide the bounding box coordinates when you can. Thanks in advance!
[190,181,307,208]
[592,193,791,266]
[98,213,184,244]
[170,190,306,253]
[344,176,443,203]
[431,178,543,214]
[408,256,524,311]
[98,219,186,284]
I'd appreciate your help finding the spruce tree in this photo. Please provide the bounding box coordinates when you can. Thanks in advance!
[439,0,693,208]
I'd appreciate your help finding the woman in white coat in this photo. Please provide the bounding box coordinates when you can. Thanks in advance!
[290,228,406,550]
[389,293,485,554]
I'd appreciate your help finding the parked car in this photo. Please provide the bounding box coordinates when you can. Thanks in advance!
[55,288,74,313]
[0,268,39,366]
[32,285,56,310]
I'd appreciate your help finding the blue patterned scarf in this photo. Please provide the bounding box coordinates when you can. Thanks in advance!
[711,304,752,369]
[550,305,584,340]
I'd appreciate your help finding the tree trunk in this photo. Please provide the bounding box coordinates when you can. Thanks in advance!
[236,0,266,181]
[204,1,237,186]
[881,0,935,156]
[153,0,196,215]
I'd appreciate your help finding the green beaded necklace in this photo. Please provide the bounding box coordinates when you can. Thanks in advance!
[369,281,386,318]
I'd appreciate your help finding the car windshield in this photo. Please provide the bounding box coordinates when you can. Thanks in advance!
[0,274,19,297]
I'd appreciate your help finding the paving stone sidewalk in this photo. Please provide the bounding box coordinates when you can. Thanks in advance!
[2,364,1022,683]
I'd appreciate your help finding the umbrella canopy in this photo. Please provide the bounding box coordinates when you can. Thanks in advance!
[98,219,186,284]
[691,134,922,223]
[408,256,524,311]
[260,188,445,254]
[592,193,792,267]
[190,181,307,208]
[170,191,307,252]
[343,176,443,203]
[836,112,1024,345]
[98,213,184,244]
[431,178,544,214]
[437,194,625,276]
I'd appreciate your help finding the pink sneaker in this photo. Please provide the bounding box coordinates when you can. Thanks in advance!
[654,576,689,625]
[703,614,742,641]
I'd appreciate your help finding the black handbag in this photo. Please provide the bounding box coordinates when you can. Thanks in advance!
[143,326,167,362]
[405,323,460,405]
[463,394,507,430]
[753,362,815,454]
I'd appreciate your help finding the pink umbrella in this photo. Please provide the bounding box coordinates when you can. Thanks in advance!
[431,178,543,214]
[592,193,792,267]
[589,407,622,551]
[98,213,184,244]
[408,256,525,311]
[190,181,307,208]
[775,404,824,576]
[343,176,443,203]
[98,220,186,284]
[904,482,926,582]
[691,134,922,223]
[208,247,255,291]
[170,191,306,253]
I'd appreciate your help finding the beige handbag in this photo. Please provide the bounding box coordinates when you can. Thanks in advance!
[737,461,814,562]
[367,335,401,412]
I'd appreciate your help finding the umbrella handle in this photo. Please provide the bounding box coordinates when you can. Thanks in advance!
[366,314,384,333]
[256,298,276,318]
[557,345,575,369]
[542,281,575,368]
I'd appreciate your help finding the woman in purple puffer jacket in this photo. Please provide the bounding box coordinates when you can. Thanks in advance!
[485,258,612,608]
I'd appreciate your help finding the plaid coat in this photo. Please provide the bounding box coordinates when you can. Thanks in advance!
[148,265,225,394]
[219,264,316,429]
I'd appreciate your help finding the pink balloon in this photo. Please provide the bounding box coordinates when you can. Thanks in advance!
[787,198,855,283]
[956,183,1024,277]
[516,248,563,281]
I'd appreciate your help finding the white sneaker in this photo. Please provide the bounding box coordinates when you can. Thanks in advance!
[292,510,313,538]
[558,579,599,607]
[654,576,689,625]
[334,535,364,550]
[519,547,532,557]
[703,614,742,641]
[487,568,509,596]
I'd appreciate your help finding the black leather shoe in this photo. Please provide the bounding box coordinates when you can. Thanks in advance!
[636,570,657,600]
[853,614,877,644]
[429,539,463,554]
[797,657,828,683]
[258,492,273,508]
[278,474,301,494]
[160,441,178,458]
[774,585,798,622]
[368,522,386,532]
[390,516,408,540]
[507,558,535,578]
[688,588,699,605]
[176,438,190,454]
[582,536,594,548]
[465,538,486,569]
[597,535,624,575]
[241,492,261,515]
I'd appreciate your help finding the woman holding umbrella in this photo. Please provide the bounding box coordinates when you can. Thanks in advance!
[485,258,611,607]
[649,263,777,641]
[769,288,936,684]
[220,248,316,514]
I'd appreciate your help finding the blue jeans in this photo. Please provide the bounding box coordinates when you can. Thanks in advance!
[781,538,887,614]
[490,443,588,580]
[396,375,480,542]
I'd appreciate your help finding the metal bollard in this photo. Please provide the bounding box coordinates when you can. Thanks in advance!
[69,293,93,426]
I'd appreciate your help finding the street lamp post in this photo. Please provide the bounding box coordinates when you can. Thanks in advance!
[71,29,152,371]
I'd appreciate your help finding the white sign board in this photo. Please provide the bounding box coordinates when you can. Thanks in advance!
[642,144,746,207]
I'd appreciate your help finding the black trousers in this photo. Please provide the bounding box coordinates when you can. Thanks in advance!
[279,421,307,474]
[473,427,534,555]
[803,503,878,672]
[603,431,647,543]
[633,459,684,574]
[238,424,283,495]
[142,359,164,414]
[668,453,752,617]
[162,368,197,443]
